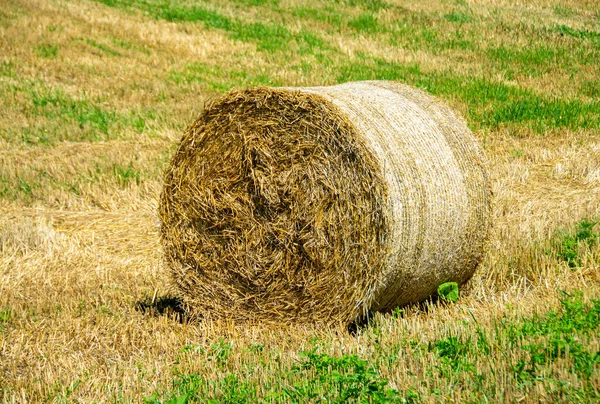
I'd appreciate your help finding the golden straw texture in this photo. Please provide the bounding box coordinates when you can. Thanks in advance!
[159,81,492,325]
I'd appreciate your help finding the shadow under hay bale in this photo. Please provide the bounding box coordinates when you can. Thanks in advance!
[136,295,188,323]
[159,81,492,326]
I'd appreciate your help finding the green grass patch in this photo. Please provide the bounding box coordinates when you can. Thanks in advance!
[581,80,600,98]
[0,174,35,201]
[31,88,118,140]
[0,156,158,203]
[34,43,58,58]
[553,6,574,17]
[0,60,16,77]
[554,24,600,42]
[554,219,598,268]
[348,13,380,33]
[0,77,156,144]
[427,291,600,399]
[389,20,475,52]
[110,36,151,55]
[486,44,591,77]
[112,162,142,187]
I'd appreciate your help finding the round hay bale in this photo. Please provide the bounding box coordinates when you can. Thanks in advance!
[159,81,492,325]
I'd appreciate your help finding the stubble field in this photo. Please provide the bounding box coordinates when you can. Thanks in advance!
[0,0,599,402]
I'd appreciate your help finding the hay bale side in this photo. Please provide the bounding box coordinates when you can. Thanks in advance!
[159,81,492,325]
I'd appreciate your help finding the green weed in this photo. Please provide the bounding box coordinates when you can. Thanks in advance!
[112,162,142,186]
[437,282,459,302]
[431,336,476,373]
[0,309,11,332]
[208,338,233,369]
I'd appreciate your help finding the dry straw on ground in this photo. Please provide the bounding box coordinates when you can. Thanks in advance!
[159,81,492,325]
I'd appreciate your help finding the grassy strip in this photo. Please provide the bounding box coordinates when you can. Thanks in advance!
[143,292,599,403]
[338,57,600,132]
[95,0,328,55]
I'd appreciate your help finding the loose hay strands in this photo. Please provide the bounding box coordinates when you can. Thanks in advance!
[159,81,492,325]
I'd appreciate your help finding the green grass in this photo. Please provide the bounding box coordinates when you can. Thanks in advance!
[112,162,142,187]
[0,156,159,203]
[443,11,473,23]
[337,57,600,132]
[145,350,407,403]
[346,0,388,12]
[169,62,277,92]
[0,175,35,201]
[0,60,16,77]
[0,77,156,144]
[230,0,279,6]
[94,0,328,55]
[553,6,574,17]
[555,219,598,268]
[291,6,343,28]
[0,309,11,333]
[554,24,600,42]
[428,291,600,401]
[34,43,58,58]
[31,89,117,138]
[348,13,380,33]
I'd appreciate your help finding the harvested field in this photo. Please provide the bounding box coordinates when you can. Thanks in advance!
[0,0,599,402]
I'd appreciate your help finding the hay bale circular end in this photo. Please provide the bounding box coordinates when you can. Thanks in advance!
[159,81,492,325]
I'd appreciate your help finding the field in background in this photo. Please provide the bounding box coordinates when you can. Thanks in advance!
[0,0,599,402]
